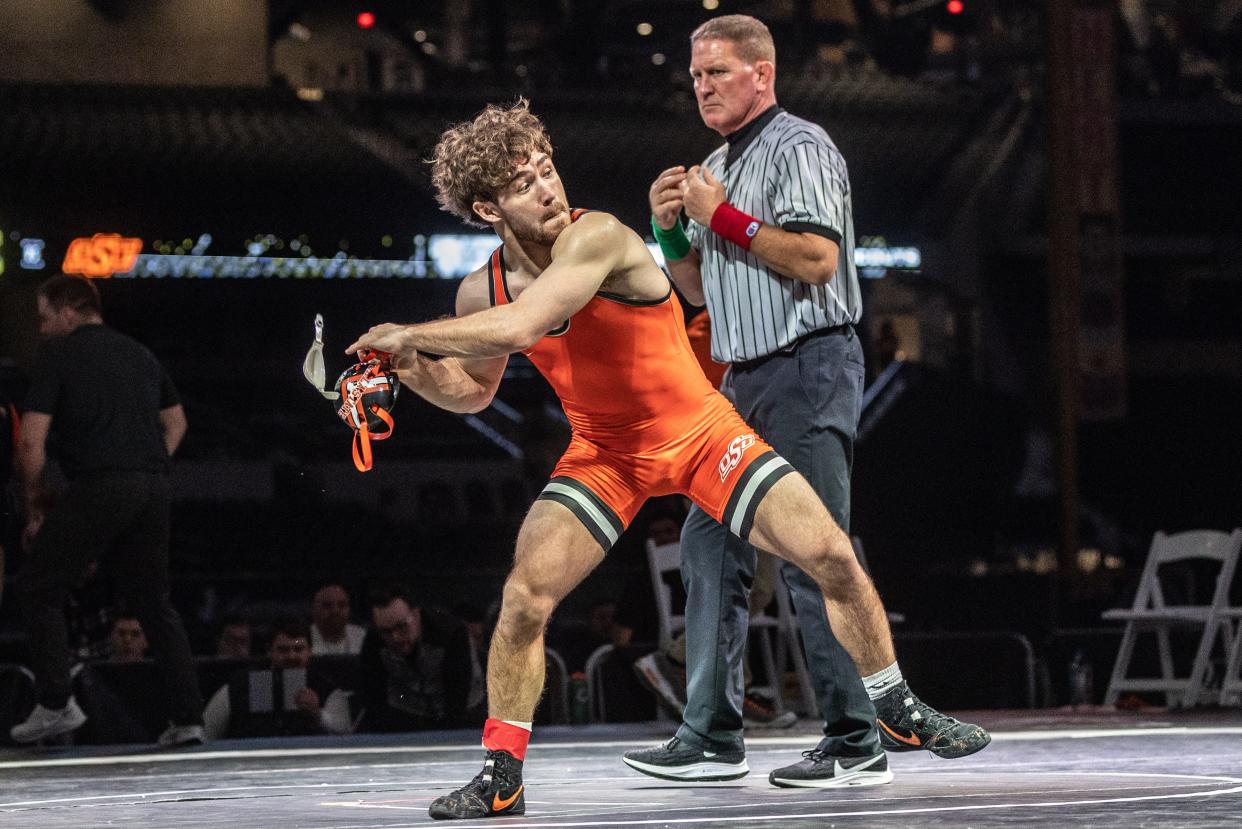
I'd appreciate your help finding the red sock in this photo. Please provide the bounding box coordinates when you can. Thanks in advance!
[482,718,531,761]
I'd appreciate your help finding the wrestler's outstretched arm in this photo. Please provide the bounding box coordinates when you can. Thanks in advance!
[383,268,509,414]
[346,211,626,364]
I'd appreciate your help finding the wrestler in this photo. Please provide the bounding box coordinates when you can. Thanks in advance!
[348,99,978,820]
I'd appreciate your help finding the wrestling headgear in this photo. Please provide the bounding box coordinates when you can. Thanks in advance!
[303,314,400,472]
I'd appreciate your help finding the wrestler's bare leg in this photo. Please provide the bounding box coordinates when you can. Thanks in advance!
[488,499,605,721]
[745,471,894,674]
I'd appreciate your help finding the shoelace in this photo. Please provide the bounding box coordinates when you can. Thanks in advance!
[457,768,489,796]
[457,775,511,802]
[801,748,831,764]
[903,692,960,733]
[460,756,504,797]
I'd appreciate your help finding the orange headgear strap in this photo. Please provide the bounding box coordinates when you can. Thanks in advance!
[303,316,399,472]
[336,355,398,472]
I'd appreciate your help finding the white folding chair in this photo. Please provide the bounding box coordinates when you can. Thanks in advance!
[646,539,685,652]
[1218,606,1242,706]
[644,539,686,722]
[584,643,615,723]
[543,646,571,725]
[1102,528,1242,708]
[1215,530,1242,705]
[645,539,803,716]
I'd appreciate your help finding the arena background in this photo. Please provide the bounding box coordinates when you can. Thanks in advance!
[0,0,1240,723]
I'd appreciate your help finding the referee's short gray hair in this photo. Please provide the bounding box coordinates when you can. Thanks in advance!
[690,14,776,65]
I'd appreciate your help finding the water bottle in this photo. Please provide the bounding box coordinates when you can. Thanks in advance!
[1069,648,1093,709]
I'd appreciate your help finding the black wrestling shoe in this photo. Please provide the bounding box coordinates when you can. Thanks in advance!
[428,749,525,820]
[623,736,749,781]
[875,681,991,759]
[769,750,893,788]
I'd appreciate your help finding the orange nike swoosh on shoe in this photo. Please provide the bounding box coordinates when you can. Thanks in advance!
[492,785,523,812]
[878,720,922,747]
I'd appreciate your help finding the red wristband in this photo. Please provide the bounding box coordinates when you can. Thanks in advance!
[710,202,762,250]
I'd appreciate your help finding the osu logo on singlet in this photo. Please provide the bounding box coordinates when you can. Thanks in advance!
[718,433,756,481]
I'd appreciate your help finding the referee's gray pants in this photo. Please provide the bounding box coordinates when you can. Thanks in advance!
[675,326,881,756]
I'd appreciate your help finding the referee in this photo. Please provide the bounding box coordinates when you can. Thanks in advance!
[626,15,988,787]
[10,276,204,746]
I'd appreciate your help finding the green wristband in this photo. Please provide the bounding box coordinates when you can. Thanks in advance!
[651,214,691,262]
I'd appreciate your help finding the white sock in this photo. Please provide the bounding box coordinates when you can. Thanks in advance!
[862,662,904,701]
[503,720,532,731]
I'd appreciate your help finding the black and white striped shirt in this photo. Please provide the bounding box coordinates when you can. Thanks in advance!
[686,106,862,363]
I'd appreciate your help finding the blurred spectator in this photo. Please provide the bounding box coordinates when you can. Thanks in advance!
[452,601,490,720]
[310,584,366,655]
[203,618,352,740]
[215,615,252,659]
[107,615,149,663]
[589,600,617,644]
[648,513,682,547]
[554,598,617,673]
[359,585,473,732]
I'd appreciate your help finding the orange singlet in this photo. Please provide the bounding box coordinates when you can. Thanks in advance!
[488,210,794,550]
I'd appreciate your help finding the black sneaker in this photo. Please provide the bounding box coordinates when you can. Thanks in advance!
[429,749,525,820]
[875,681,991,759]
[769,750,893,788]
[623,736,749,781]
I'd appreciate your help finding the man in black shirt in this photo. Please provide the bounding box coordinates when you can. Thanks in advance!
[10,275,204,746]
[0,380,18,609]
[359,586,473,732]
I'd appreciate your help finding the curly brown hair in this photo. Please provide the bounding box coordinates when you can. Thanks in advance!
[430,98,554,228]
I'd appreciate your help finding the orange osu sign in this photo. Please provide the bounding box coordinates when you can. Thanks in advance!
[62,234,143,278]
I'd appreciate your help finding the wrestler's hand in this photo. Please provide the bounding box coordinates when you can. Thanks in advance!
[346,324,412,361]
[681,165,727,227]
[650,166,688,230]
[294,686,321,715]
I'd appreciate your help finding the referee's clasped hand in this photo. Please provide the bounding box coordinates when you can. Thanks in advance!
[649,166,688,230]
[681,165,726,227]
